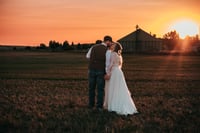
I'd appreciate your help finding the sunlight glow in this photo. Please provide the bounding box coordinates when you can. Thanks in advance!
[168,19,199,38]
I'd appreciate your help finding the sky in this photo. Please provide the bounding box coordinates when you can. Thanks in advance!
[0,0,200,46]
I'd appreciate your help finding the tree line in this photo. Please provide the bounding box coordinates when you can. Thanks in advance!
[36,40,94,51]
[163,30,199,51]
[34,30,200,53]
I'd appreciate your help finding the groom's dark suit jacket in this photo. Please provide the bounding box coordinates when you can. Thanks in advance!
[89,44,107,71]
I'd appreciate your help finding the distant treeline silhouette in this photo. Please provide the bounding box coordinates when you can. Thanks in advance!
[48,40,94,51]
[5,29,199,54]
[31,40,94,51]
[163,30,200,51]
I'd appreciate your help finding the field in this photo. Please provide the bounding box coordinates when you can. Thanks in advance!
[0,51,199,133]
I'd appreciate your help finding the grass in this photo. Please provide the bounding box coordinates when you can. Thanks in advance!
[0,51,199,133]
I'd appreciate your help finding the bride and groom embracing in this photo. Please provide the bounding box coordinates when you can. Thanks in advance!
[86,35,138,115]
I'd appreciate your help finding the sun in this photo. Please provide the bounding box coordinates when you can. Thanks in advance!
[168,19,199,38]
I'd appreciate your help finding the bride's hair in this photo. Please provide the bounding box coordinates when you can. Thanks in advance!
[113,42,123,55]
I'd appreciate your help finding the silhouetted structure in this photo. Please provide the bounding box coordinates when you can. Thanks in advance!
[118,27,163,53]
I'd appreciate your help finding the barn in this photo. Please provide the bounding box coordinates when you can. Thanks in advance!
[118,27,163,53]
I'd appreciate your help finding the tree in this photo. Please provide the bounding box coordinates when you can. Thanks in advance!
[163,30,179,40]
[49,40,61,50]
[49,40,55,49]
[71,42,75,50]
[163,30,180,50]
[77,43,81,50]
[39,43,47,49]
[62,40,69,49]
[63,40,73,50]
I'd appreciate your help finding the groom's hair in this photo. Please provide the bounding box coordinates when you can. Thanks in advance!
[104,35,112,42]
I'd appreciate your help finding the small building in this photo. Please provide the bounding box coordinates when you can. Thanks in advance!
[118,27,163,53]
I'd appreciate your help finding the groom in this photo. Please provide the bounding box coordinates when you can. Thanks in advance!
[86,35,113,110]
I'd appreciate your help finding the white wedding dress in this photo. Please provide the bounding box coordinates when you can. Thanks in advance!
[106,52,138,115]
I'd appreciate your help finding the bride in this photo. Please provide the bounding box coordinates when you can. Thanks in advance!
[104,42,138,115]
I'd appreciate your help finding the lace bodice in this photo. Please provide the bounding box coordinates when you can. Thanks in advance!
[107,52,123,74]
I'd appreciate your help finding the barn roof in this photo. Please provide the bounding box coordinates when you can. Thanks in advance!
[118,28,161,42]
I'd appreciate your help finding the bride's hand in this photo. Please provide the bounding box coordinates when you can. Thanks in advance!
[104,74,110,80]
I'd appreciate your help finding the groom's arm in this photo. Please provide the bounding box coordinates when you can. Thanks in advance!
[86,47,92,59]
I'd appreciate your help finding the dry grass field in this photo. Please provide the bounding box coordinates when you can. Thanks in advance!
[0,51,199,132]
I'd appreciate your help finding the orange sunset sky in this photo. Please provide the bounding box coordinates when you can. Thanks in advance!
[0,0,200,46]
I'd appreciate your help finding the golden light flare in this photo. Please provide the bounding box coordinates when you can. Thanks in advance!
[167,19,199,38]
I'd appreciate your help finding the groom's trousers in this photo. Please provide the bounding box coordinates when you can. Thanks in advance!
[88,69,105,108]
